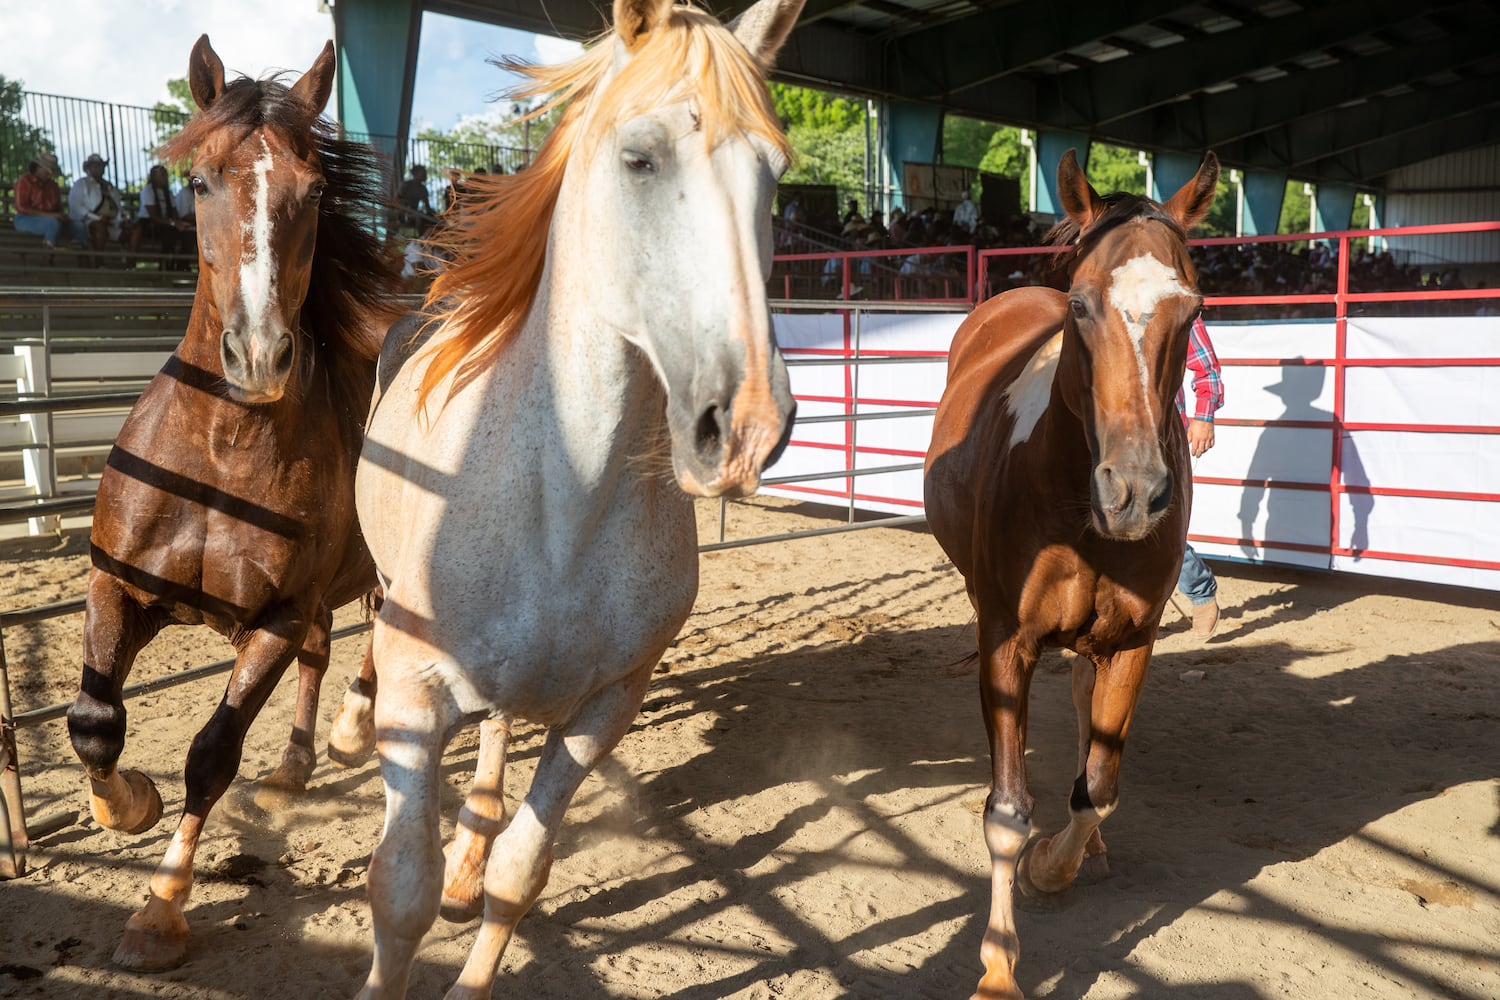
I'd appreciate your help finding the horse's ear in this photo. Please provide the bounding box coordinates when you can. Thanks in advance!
[1163,151,1220,233]
[615,0,676,51]
[290,41,337,116]
[730,0,806,68]
[188,35,226,111]
[1056,148,1103,231]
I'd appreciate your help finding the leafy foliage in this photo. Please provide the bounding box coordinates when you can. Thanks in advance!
[940,115,1027,187]
[150,78,193,162]
[770,83,869,196]
[0,75,53,184]
[1280,180,1311,234]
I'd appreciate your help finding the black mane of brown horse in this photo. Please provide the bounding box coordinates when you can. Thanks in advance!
[65,38,400,973]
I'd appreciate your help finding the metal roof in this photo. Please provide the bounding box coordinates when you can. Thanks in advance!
[424,0,1500,188]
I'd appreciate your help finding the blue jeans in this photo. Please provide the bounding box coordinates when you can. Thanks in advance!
[1178,544,1217,605]
[13,213,76,246]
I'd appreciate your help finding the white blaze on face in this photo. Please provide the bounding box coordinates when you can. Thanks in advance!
[1003,330,1063,448]
[239,136,277,337]
[1106,252,1190,422]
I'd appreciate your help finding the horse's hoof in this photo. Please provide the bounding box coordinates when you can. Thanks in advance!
[439,893,484,924]
[439,845,485,924]
[1015,836,1073,899]
[113,924,188,971]
[259,745,315,793]
[326,739,375,769]
[327,705,376,769]
[91,769,165,835]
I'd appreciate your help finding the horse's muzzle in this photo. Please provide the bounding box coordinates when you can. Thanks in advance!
[1091,461,1172,540]
[221,327,295,403]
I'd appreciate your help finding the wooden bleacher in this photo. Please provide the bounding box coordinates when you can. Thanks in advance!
[0,180,195,536]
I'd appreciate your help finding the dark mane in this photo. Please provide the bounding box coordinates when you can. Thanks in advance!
[1045,192,1187,269]
[159,77,401,419]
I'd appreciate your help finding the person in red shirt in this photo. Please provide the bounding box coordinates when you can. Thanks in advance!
[1176,315,1224,638]
[12,151,77,248]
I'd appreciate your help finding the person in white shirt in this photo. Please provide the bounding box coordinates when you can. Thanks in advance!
[131,164,192,264]
[67,152,126,257]
[953,190,980,234]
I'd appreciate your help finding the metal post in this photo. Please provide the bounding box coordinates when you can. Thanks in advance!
[847,307,863,524]
[0,630,28,879]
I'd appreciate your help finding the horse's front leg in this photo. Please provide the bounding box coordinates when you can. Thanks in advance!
[358,634,454,1000]
[441,717,512,922]
[258,605,332,800]
[973,625,1039,1000]
[446,659,656,1000]
[67,571,166,836]
[114,609,310,971]
[1019,640,1153,896]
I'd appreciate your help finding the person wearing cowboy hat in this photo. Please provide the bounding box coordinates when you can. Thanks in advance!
[12,151,79,249]
[68,152,127,259]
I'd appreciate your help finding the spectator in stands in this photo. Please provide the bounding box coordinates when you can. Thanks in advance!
[68,153,126,261]
[782,194,804,226]
[953,190,979,235]
[131,164,191,263]
[12,152,77,249]
[398,163,434,235]
[841,197,862,226]
[174,176,196,226]
[1177,315,1224,639]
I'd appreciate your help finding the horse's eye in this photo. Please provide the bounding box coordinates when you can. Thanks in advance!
[1069,298,1088,319]
[308,181,326,202]
[189,175,206,195]
[623,153,656,174]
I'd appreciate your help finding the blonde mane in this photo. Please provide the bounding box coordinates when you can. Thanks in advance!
[416,3,791,414]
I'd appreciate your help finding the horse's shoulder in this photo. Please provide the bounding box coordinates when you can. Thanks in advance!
[949,286,1066,378]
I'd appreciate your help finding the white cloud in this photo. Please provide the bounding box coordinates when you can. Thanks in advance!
[1,0,335,109]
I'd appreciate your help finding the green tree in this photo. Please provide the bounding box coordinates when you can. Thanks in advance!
[413,101,564,174]
[0,75,53,184]
[1084,141,1146,195]
[1280,180,1311,234]
[767,83,869,197]
[941,115,1028,190]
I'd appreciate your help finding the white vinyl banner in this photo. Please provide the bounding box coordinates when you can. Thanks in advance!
[767,310,1500,592]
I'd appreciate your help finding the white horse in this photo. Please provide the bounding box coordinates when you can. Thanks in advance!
[350,0,804,995]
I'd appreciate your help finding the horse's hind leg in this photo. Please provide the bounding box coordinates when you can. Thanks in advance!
[258,608,333,799]
[67,571,166,835]
[328,637,377,767]
[445,661,655,1000]
[1019,643,1152,897]
[115,614,307,971]
[441,717,511,922]
[329,589,382,768]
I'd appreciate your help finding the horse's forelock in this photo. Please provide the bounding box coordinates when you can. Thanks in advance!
[1046,193,1188,272]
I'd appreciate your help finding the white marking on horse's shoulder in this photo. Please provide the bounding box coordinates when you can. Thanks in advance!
[1003,330,1063,449]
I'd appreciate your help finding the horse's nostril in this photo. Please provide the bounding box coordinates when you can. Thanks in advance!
[695,403,724,459]
[272,334,294,377]
[1146,470,1173,515]
[221,331,245,372]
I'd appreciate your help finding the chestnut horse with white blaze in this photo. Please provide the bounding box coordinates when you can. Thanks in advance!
[349,0,803,994]
[64,36,397,971]
[924,150,1220,999]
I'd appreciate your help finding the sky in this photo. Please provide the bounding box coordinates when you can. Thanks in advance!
[0,0,580,132]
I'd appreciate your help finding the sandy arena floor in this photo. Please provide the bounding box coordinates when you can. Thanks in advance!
[0,497,1497,999]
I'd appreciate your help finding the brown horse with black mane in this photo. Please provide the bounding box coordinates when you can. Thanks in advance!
[64,35,400,971]
[924,149,1219,999]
